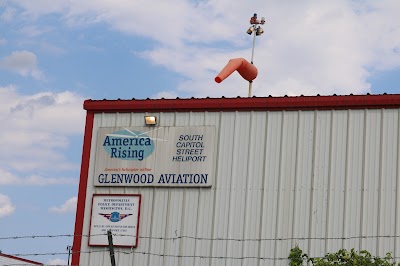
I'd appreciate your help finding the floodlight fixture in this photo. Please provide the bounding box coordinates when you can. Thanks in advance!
[256,27,264,36]
[144,116,157,126]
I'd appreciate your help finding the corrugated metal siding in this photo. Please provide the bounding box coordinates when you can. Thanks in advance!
[79,109,400,266]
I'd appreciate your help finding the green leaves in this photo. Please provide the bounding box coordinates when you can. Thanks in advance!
[288,246,305,266]
[288,247,399,265]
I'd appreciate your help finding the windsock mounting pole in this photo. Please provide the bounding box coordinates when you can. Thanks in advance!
[246,13,265,97]
[249,29,257,97]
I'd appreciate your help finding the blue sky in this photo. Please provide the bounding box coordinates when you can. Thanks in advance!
[0,0,399,265]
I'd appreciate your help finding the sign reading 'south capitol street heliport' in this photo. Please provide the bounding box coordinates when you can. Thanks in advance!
[94,126,216,187]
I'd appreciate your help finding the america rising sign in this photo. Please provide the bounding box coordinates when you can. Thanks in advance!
[94,126,216,187]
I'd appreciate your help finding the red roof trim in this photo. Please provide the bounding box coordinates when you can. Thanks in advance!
[84,94,400,113]
[0,253,43,265]
[71,111,94,266]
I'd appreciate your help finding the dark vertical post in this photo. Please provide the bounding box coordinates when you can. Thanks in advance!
[66,245,72,266]
[107,230,116,266]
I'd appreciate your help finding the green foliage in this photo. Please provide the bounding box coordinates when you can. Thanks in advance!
[288,246,305,266]
[288,246,399,266]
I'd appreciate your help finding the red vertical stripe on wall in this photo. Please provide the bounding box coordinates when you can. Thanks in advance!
[71,111,94,266]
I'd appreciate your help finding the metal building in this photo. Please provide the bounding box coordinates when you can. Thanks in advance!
[0,253,43,266]
[72,94,400,266]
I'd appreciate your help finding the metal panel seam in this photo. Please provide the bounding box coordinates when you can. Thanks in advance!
[273,111,285,260]
[394,109,400,259]
[341,110,350,248]
[358,110,367,251]
[224,111,238,265]
[209,111,222,266]
[307,110,318,255]
[291,110,301,250]
[376,109,384,253]
[257,111,269,266]
[242,111,254,265]
[325,110,334,254]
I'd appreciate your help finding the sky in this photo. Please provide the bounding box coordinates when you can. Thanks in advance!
[0,0,400,265]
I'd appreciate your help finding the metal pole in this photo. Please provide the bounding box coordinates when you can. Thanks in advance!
[248,81,253,98]
[250,27,257,64]
[66,246,72,266]
[108,230,116,266]
[249,26,257,97]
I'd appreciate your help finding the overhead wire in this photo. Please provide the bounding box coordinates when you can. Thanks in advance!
[2,233,400,265]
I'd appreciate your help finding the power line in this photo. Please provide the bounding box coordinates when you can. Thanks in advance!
[0,234,90,240]
[7,249,400,261]
[3,233,400,265]
[2,233,400,241]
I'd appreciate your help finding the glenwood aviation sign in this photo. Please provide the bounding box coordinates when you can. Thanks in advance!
[94,126,216,187]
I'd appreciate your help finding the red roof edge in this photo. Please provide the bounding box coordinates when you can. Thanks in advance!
[0,253,43,265]
[83,94,400,113]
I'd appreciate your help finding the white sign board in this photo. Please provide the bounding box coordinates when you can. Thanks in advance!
[89,194,141,247]
[93,126,215,187]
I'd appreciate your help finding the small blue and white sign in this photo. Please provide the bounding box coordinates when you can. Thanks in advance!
[89,194,141,247]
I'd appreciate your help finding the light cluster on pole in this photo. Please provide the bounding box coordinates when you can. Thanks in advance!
[247,13,265,38]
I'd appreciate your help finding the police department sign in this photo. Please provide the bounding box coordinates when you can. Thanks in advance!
[94,126,215,187]
[89,194,141,247]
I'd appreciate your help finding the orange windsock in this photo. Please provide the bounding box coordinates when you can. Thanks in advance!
[215,58,258,83]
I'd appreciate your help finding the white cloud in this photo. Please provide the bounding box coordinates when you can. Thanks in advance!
[47,258,68,265]
[19,25,53,38]
[0,7,16,22]
[49,197,77,213]
[142,0,400,97]
[355,1,400,71]
[39,42,66,55]
[11,0,66,18]
[0,168,77,186]
[0,194,15,218]
[9,0,400,97]
[25,175,77,186]
[0,85,85,172]
[12,0,227,47]
[0,168,20,184]
[0,50,44,80]
[152,91,178,99]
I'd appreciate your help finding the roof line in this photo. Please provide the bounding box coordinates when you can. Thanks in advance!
[83,94,400,113]
[0,253,43,265]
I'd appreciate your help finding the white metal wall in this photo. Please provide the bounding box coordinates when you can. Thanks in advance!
[79,109,400,266]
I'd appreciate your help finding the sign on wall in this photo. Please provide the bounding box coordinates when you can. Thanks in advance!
[94,126,215,187]
[89,194,141,247]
